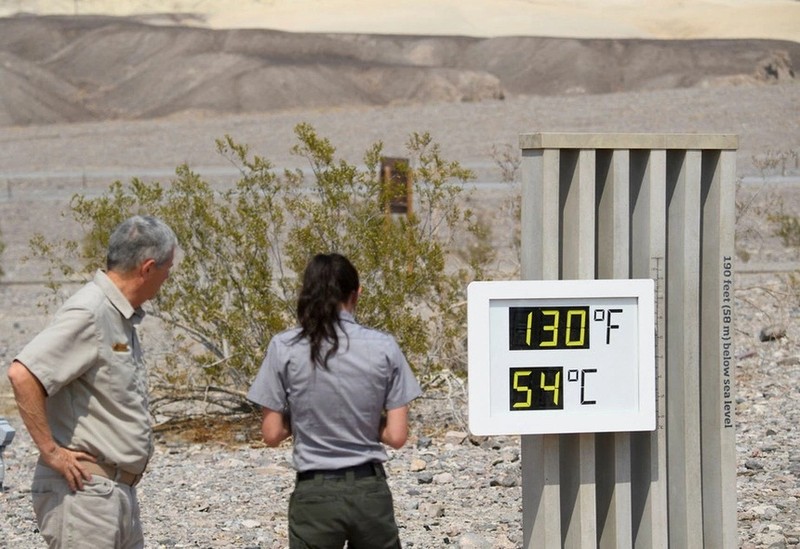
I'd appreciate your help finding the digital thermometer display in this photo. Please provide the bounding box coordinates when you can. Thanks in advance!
[468,279,656,435]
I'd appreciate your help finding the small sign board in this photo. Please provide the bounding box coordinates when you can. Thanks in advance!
[468,279,656,436]
[380,157,412,215]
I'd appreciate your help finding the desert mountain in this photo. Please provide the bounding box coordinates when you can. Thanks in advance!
[0,14,797,126]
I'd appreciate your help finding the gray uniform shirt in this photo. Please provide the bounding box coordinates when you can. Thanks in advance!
[247,311,422,472]
[15,270,152,474]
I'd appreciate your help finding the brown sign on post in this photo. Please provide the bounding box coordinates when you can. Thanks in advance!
[381,157,413,216]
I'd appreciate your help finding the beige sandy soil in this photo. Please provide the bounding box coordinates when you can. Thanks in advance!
[3,0,799,41]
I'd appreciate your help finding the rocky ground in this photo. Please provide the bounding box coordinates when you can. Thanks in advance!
[2,301,800,549]
[0,65,799,549]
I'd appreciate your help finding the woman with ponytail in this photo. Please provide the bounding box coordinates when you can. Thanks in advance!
[248,253,421,548]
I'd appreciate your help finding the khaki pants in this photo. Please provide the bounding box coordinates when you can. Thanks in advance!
[31,463,144,549]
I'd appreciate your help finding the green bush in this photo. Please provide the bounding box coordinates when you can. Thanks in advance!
[30,124,490,414]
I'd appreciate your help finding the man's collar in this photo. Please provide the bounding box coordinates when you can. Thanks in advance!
[94,270,145,323]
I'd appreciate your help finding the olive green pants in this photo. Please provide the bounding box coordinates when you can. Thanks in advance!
[288,472,402,548]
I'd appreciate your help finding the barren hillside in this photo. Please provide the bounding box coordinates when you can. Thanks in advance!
[0,14,797,126]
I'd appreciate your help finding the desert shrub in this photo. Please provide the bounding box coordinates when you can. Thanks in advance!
[487,143,522,274]
[29,124,488,415]
[735,150,800,263]
[752,149,799,177]
[490,143,520,184]
[769,211,800,248]
[733,178,782,263]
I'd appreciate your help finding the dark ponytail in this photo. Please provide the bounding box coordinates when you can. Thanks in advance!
[294,253,360,368]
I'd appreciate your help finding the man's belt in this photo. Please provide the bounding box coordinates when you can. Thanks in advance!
[297,461,385,482]
[82,461,142,487]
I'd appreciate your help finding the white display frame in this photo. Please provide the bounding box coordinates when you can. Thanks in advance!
[468,279,656,436]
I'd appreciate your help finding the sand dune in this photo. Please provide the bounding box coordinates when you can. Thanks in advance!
[2,0,799,42]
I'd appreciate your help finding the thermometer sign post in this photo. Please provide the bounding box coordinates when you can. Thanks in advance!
[468,279,656,436]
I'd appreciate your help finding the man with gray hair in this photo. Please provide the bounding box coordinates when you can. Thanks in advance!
[7,215,177,549]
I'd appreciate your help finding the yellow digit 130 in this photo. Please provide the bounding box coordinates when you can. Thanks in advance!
[509,306,590,350]
[510,367,564,410]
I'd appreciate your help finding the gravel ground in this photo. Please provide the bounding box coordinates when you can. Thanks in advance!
[1,82,800,548]
[2,303,800,549]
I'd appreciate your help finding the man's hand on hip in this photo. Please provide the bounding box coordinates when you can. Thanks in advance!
[41,446,97,492]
